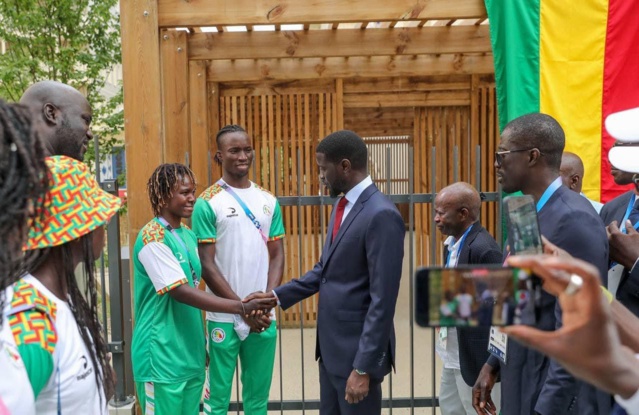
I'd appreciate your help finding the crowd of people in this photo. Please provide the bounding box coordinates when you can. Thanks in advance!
[0,78,638,415]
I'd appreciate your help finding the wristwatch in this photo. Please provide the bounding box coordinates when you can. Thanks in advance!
[355,369,367,375]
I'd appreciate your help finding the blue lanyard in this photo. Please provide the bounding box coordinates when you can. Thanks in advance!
[446,224,473,267]
[157,217,199,285]
[536,177,562,212]
[218,180,268,243]
[620,194,639,233]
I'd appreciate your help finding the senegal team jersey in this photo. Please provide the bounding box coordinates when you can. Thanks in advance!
[8,275,107,415]
[131,218,205,383]
[192,181,285,323]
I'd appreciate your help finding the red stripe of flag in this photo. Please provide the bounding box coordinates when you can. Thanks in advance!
[600,0,639,202]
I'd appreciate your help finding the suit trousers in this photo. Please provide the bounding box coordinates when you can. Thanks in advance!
[319,359,382,415]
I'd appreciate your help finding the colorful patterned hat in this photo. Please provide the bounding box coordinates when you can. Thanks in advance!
[24,155,121,250]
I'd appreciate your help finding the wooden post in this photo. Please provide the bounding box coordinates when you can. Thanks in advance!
[120,0,163,245]
[160,29,190,163]
[189,61,209,193]
[336,79,344,130]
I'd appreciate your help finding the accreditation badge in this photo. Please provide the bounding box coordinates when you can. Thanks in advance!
[488,326,508,364]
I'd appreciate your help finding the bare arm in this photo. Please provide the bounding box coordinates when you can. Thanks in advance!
[198,242,240,300]
[266,239,285,292]
[168,284,276,314]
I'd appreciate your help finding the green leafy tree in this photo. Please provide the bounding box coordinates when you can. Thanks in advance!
[0,0,122,166]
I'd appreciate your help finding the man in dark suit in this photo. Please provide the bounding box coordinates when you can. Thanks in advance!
[248,130,405,415]
[600,162,639,316]
[434,182,502,415]
[472,113,609,415]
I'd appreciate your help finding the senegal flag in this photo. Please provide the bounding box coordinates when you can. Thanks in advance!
[485,0,639,203]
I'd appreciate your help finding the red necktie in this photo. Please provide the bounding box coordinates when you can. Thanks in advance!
[332,197,348,241]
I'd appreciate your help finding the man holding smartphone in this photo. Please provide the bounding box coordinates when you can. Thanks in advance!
[473,113,609,415]
[434,182,502,415]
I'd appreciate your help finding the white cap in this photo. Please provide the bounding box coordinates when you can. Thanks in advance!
[607,107,639,174]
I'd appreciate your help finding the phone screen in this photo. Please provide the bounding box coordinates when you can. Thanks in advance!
[503,195,543,255]
[414,266,535,327]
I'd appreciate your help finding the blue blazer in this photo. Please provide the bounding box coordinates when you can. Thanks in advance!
[488,185,609,415]
[275,184,405,380]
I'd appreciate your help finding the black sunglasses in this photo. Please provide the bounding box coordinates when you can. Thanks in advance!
[495,148,537,165]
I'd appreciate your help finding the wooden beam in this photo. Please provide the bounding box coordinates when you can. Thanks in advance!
[120,0,163,242]
[188,25,491,60]
[206,54,494,82]
[158,0,487,27]
[343,90,470,108]
[344,75,472,93]
[219,78,335,96]
[189,61,210,193]
[160,29,190,163]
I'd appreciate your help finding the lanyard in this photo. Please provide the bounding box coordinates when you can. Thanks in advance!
[620,194,639,233]
[536,177,562,212]
[157,217,199,285]
[217,180,269,243]
[446,224,473,268]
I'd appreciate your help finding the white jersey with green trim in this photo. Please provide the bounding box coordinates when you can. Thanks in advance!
[0,287,35,415]
[17,275,107,415]
[192,181,285,323]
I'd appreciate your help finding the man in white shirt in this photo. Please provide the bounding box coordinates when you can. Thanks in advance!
[433,182,502,415]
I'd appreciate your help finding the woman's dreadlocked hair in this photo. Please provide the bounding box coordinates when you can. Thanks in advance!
[29,232,115,404]
[147,163,197,217]
[0,100,48,323]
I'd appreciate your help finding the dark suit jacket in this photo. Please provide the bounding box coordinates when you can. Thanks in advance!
[443,223,502,386]
[600,190,639,316]
[275,184,405,380]
[487,185,609,415]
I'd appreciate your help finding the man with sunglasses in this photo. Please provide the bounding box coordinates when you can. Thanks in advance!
[473,113,609,415]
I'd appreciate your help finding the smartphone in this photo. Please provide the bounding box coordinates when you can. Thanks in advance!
[414,266,537,327]
[503,195,543,255]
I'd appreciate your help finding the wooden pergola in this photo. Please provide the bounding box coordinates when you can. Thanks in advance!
[120,0,499,324]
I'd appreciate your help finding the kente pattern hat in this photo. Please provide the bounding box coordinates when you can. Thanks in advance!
[25,155,121,250]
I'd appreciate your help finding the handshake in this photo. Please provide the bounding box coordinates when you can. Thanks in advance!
[239,291,278,333]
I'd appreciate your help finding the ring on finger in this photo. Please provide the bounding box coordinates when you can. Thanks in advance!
[564,274,583,296]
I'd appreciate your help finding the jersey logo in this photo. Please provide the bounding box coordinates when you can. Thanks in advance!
[76,354,93,381]
[211,328,225,343]
[263,205,271,215]
[2,341,24,369]
[226,207,238,218]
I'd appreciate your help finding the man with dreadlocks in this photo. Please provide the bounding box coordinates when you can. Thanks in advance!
[0,100,48,414]
[191,125,285,415]
[132,163,276,415]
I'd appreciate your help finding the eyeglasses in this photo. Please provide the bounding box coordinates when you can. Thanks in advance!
[495,148,537,166]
